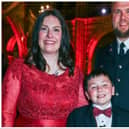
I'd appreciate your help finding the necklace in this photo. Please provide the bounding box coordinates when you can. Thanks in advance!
[53,69,59,76]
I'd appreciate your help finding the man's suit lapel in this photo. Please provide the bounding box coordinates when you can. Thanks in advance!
[106,40,118,57]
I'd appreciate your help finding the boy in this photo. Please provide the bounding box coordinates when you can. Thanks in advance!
[67,69,129,127]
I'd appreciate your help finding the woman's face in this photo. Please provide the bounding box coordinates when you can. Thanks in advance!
[38,15,62,54]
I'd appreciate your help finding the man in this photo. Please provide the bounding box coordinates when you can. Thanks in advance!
[94,2,129,111]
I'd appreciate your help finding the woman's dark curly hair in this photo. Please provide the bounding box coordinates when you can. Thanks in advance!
[25,9,75,76]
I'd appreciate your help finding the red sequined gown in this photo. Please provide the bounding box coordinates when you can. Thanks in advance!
[2,58,88,127]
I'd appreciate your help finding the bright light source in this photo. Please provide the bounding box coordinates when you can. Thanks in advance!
[46,5,50,9]
[101,8,107,15]
[41,6,44,10]
[39,4,50,13]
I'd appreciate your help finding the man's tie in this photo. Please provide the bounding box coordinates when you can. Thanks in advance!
[93,107,112,117]
[119,42,125,56]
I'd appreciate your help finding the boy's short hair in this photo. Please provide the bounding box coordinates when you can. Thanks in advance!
[83,69,113,91]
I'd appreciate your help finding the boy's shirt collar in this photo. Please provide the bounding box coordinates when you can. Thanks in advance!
[93,102,112,110]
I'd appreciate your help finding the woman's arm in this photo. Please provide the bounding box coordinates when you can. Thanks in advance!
[2,59,22,127]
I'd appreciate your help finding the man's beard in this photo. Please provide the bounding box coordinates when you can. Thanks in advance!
[114,28,129,38]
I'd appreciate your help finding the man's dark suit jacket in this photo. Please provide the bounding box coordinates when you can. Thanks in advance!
[67,104,129,127]
[94,39,129,111]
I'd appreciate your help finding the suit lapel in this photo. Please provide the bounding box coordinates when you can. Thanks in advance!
[86,104,97,127]
[107,40,118,57]
[112,106,121,127]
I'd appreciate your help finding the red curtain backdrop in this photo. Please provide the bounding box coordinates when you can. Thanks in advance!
[69,15,113,74]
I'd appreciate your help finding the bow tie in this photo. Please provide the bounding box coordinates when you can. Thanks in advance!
[93,107,112,117]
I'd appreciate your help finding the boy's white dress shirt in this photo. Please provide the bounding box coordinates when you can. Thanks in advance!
[93,102,112,127]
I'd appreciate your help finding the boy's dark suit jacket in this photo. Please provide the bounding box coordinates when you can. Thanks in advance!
[67,104,129,127]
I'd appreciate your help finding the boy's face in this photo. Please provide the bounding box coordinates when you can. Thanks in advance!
[86,75,115,107]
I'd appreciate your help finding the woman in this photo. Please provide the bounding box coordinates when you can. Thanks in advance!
[2,9,88,127]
